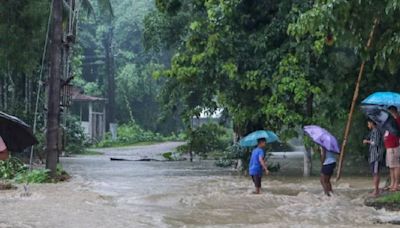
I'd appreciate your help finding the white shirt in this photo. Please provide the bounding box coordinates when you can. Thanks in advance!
[0,136,7,151]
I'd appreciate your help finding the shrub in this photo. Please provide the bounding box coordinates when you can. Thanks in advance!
[0,158,69,184]
[63,115,89,154]
[14,169,50,184]
[179,123,231,158]
[0,157,26,179]
[96,121,181,148]
[14,165,69,183]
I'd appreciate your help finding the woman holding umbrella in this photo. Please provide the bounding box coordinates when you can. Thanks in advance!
[319,147,337,196]
[304,125,340,196]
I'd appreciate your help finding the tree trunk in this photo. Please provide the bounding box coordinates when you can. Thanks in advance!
[104,27,116,131]
[304,94,313,177]
[0,76,3,109]
[304,147,312,176]
[45,0,63,177]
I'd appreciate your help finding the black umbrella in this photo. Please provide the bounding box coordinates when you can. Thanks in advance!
[360,105,400,137]
[0,111,38,152]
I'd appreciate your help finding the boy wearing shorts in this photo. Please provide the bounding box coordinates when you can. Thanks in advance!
[249,138,269,194]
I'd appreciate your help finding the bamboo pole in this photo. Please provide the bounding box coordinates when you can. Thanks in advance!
[336,18,379,181]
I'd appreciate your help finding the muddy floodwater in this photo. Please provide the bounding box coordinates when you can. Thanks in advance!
[1,142,400,227]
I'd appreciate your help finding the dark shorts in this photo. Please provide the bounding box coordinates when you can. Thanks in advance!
[370,161,381,175]
[251,175,262,188]
[321,162,336,176]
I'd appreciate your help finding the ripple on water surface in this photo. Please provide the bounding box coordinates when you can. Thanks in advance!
[62,157,400,227]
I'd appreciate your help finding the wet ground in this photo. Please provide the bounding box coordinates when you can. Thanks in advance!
[1,142,400,227]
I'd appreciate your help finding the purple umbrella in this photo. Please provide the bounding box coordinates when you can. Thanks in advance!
[303,125,340,153]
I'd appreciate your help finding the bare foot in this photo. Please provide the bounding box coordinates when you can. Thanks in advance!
[252,191,261,195]
[369,191,379,197]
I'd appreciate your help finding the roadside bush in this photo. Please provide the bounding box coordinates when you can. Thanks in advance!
[14,169,50,184]
[0,158,69,183]
[63,115,89,154]
[14,164,69,183]
[178,123,231,158]
[162,152,173,160]
[0,157,26,179]
[96,121,184,148]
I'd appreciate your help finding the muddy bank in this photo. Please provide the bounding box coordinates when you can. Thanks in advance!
[365,191,400,212]
[366,200,400,212]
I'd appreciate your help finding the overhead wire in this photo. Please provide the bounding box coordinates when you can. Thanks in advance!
[29,0,54,170]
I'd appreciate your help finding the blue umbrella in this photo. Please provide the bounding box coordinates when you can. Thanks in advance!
[303,125,340,153]
[362,92,400,107]
[239,130,279,147]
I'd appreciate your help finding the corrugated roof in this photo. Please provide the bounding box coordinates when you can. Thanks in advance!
[71,86,106,102]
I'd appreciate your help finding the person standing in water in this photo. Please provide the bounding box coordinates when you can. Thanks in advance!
[249,138,269,194]
[387,106,400,191]
[363,119,384,197]
[320,147,337,196]
[382,106,400,192]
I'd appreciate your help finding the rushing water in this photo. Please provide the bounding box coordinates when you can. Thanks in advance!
[59,143,400,227]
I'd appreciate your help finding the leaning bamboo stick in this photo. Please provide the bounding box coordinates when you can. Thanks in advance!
[336,18,379,181]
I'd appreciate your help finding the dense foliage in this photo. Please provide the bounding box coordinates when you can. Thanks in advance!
[0,0,49,122]
[75,0,183,134]
[144,0,400,161]
[3,0,400,165]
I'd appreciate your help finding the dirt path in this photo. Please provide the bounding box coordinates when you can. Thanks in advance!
[93,141,184,158]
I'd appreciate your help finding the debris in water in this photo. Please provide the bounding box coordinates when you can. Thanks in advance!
[20,184,32,197]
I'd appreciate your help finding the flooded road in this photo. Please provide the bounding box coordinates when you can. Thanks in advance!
[59,142,400,227]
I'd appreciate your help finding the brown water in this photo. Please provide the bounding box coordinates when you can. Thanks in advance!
[56,143,400,227]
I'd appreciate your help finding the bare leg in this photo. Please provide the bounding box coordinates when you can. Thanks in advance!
[320,174,329,196]
[326,175,333,193]
[254,187,261,194]
[390,168,396,191]
[394,167,400,191]
[372,174,380,196]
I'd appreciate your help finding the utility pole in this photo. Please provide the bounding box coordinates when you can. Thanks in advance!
[46,0,63,177]
[104,26,116,132]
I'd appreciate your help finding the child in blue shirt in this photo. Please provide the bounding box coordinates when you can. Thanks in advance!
[249,138,269,194]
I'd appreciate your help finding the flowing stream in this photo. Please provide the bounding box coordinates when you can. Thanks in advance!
[58,142,400,227]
